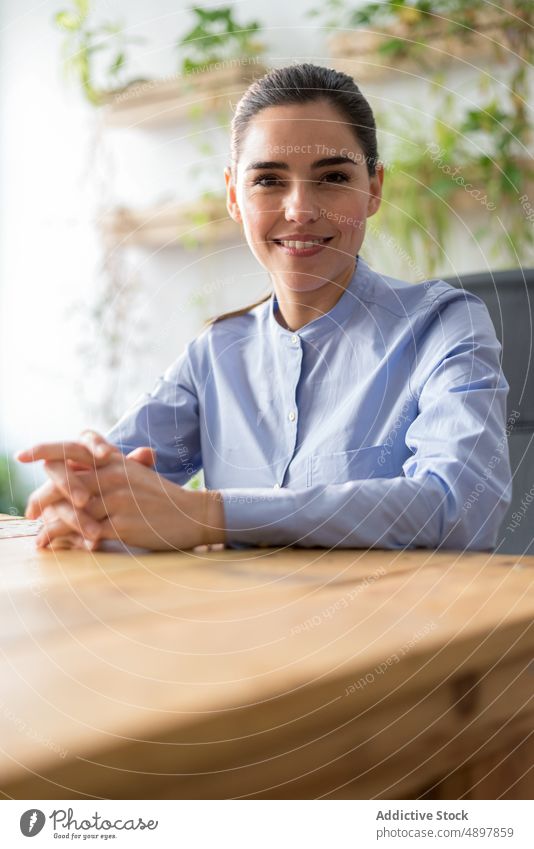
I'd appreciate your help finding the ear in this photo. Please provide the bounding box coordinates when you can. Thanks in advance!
[224,165,242,224]
[366,161,384,219]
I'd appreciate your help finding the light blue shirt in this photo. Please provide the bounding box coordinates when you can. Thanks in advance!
[106,256,512,550]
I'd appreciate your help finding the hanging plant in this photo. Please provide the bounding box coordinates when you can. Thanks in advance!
[176,5,264,75]
[176,7,266,238]
[307,0,534,275]
[54,0,145,105]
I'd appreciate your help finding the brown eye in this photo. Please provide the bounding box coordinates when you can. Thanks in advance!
[252,175,281,188]
[321,172,350,184]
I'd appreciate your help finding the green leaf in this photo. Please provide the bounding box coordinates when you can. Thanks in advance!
[433,176,456,198]
[186,102,204,119]
[501,160,522,188]
[198,141,214,156]
[73,0,89,17]
[378,37,409,57]
[109,51,125,76]
[54,10,82,31]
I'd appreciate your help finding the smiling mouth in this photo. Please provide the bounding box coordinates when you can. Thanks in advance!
[272,237,333,249]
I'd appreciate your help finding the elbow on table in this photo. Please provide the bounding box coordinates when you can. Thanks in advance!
[437,477,513,551]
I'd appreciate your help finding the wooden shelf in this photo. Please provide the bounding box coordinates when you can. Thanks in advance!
[100,194,240,249]
[102,62,268,129]
[329,15,508,81]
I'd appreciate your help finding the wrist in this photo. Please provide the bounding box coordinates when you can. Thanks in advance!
[201,489,226,546]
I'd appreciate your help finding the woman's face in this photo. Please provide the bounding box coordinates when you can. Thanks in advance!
[225,100,383,294]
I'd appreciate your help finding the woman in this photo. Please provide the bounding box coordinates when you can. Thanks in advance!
[17,63,512,551]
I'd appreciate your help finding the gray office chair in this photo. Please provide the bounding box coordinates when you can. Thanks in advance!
[444,268,534,555]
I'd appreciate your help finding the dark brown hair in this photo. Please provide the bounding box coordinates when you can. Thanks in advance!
[208,62,378,324]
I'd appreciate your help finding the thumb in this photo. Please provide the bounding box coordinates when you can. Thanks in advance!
[126,446,157,468]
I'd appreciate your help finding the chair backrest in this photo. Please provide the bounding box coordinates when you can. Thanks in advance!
[443,268,534,555]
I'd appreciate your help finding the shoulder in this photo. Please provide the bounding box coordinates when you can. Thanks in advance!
[357,257,492,329]
[185,296,270,369]
[201,296,270,342]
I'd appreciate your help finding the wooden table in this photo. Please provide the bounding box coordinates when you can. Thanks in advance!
[0,514,533,800]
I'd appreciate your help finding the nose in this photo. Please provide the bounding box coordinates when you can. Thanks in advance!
[284,177,321,224]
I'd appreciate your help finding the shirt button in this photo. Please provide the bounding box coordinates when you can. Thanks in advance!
[273,483,280,489]
[291,334,298,345]
[288,411,296,422]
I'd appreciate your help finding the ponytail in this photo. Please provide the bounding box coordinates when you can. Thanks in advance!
[205,292,272,326]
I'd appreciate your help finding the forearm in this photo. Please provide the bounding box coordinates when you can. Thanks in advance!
[219,473,509,551]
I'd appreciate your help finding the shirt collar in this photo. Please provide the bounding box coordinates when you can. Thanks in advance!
[268,254,371,342]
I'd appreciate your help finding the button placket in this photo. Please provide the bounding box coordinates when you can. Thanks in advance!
[274,333,302,488]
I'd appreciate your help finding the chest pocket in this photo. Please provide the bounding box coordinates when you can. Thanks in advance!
[308,444,400,487]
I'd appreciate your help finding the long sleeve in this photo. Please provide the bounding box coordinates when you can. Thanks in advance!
[220,293,513,551]
[105,344,201,486]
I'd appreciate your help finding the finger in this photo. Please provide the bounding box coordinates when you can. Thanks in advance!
[49,454,147,497]
[35,519,98,551]
[80,429,120,460]
[36,519,97,550]
[127,446,157,468]
[45,533,94,551]
[15,440,114,468]
[41,500,101,540]
[42,454,153,510]
[40,460,93,508]
[25,479,64,519]
[29,481,110,522]
[68,459,103,472]
[81,492,111,522]
[52,538,97,550]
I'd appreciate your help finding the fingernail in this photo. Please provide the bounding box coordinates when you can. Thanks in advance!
[95,444,108,457]
[85,524,100,539]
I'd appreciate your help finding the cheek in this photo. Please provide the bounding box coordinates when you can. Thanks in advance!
[350,218,367,237]
[241,200,277,242]
[249,199,277,226]
[320,189,370,232]
[335,216,367,243]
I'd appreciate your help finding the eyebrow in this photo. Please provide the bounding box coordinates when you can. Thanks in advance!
[245,156,358,172]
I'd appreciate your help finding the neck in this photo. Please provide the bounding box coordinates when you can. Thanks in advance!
[273,258,357,332]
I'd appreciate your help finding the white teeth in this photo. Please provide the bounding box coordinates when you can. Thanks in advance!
[279,239,327,249]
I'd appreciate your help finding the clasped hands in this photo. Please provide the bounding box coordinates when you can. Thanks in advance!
[15,430,225,551]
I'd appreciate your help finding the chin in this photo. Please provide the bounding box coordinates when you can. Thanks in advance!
[280,276,333,293]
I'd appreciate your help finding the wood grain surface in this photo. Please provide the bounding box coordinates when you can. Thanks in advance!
[0,516,532,799]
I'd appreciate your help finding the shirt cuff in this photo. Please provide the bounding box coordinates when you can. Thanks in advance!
[220,487,299,546]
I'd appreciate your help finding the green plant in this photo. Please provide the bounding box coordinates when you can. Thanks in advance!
[309,0,532,41]
[184,470,205,490]
[371,86,533,274]
[307,0,534,274]
[176,7,265,241]
[177,6,263,74]
[0,455,30,516]
[54,0,144,104]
